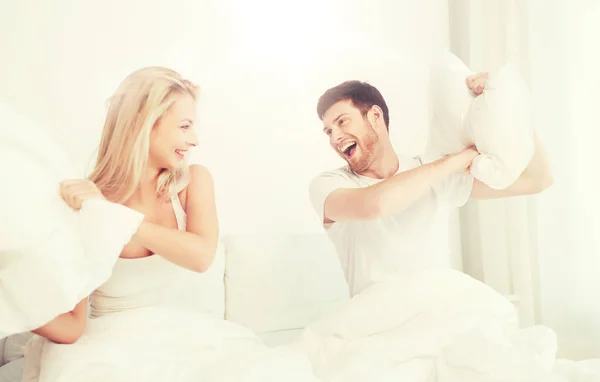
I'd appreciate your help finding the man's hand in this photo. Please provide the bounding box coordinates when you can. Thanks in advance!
[457,146,480,171]
[445,146,480,173]
[466,72,489,95]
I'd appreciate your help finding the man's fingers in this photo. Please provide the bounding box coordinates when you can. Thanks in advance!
[466,72,488,86]
[59,187,70,205]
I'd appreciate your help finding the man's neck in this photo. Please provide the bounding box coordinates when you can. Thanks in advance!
[358,141,399,179]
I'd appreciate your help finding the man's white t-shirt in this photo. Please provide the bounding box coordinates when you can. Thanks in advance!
[309,155,474,296]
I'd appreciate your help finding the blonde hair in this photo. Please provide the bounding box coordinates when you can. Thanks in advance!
[89,67,198,204]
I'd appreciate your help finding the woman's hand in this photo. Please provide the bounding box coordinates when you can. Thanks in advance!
[466,72,489,95]
[59,180,106,210]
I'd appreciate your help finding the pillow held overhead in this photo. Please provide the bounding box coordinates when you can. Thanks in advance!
[428,52,535,190]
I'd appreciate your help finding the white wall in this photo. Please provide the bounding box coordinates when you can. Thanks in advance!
[0,0,448,236]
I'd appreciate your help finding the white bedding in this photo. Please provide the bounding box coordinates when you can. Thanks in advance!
[20,269,600,381]
[22,307,320,382]
[0,358,23,382]
[286,269,600,382]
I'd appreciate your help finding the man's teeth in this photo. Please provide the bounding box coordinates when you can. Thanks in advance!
[340,142,356,152]
[175,149,185,155]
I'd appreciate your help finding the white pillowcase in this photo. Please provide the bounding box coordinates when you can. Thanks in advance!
[428,52,534,190]
[0,102,145,337]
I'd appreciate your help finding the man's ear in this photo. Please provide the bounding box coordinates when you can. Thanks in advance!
[367,105,383,127]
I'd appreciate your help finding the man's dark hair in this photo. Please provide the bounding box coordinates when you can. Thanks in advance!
[316,80,390,131]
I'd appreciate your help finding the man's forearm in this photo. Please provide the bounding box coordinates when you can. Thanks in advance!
[366,153,469,217]
[524,133,553,187]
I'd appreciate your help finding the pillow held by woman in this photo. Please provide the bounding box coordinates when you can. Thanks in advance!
[0,102,144,337]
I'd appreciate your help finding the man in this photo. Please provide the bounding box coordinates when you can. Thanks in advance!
[309,73,553,297]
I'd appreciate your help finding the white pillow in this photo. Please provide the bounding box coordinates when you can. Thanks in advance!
[428,51,476,156]
[428,52,534,190]
[0,102,145,336]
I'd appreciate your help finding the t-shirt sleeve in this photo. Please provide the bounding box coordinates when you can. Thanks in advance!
[438,171,475,208]
[308,171,351,227]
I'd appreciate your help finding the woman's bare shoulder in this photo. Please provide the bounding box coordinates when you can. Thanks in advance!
[178,165,214,209]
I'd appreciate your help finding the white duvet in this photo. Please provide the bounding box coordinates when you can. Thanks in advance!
[21,269,600,381]
[288,269,600,382]
[22,307,321,382]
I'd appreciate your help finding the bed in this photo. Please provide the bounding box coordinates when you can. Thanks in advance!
[1,232,533,381]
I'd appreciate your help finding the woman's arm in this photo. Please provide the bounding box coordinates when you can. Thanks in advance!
[131,165,219,272]
[59,165,219,272]
[31,297,87,344]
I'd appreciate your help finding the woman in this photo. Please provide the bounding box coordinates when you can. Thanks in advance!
[23,67,318,382]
